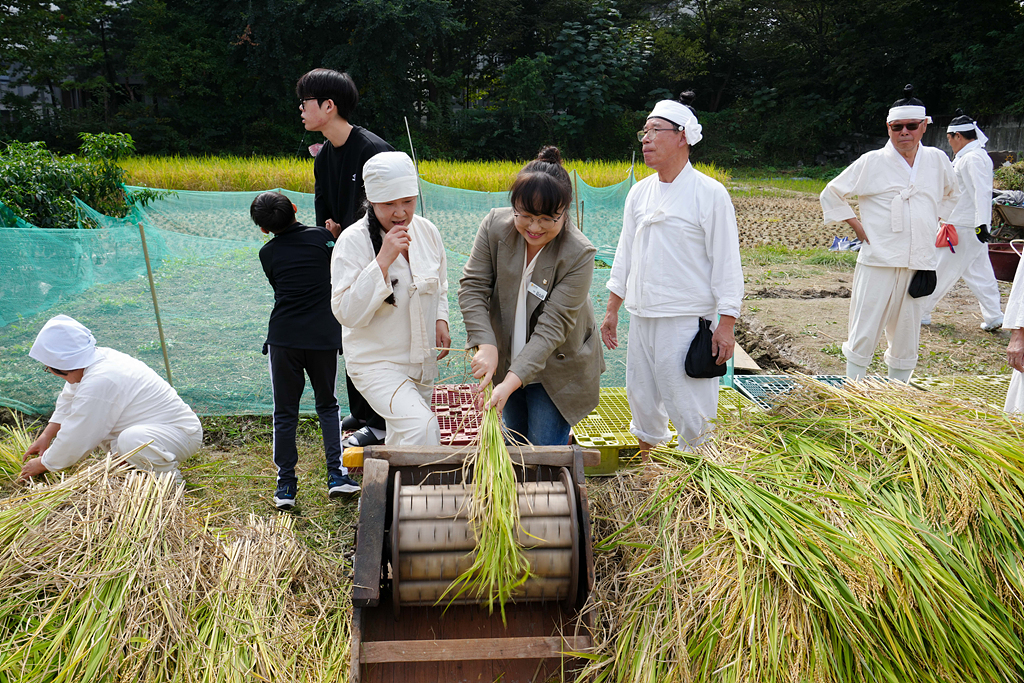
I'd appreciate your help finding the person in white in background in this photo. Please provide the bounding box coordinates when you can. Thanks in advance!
[18,315,202,483]
[921,109,1003,331]
[601,90,744,454]
[820,84,958,383]
[330,151,450,446]
[1003,253,1024,412]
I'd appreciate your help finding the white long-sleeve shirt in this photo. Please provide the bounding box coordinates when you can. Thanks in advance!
[948,140,994,229]
[820,141,958,270]
[42,348,201,471]
[331,214,449,372]
[607,162,744,319]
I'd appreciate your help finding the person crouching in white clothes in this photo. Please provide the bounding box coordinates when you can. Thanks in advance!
[602,91,744,454]
[18,315,202,484]
[820,84,958,383]
[921,109,1003,331]
[330,151,450,446]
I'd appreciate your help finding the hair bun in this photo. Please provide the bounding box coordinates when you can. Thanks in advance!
[903,84,914,98]
[677,90,696,106]
[955,108,965,117]
[536,145,563,166]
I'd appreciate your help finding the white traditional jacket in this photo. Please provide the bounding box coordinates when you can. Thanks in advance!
[607,162,743,319]
[948,140,994,229]
[42,348,200,471]
[331,214,449,379]
[820,141,958,270]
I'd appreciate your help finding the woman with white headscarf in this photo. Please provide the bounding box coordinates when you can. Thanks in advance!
[330,151,450,446]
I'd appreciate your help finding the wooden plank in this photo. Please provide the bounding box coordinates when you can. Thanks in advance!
[352,458,390,607]
[366,445,600,468]
[733,344,760,372]
[361,636,592,663]
[441,602,492,682]
[350,607,363,683]
[576,481,596,596]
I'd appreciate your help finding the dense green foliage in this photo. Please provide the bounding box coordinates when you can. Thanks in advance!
[0,133,162,228]
[1,0,1022,163]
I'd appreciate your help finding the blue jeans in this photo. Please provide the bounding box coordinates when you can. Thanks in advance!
[502,383,571,446]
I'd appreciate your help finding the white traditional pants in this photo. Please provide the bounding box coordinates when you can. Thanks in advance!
[347,362,440,446]
[922,227,1002,326]
[626,315,719,450]
[843,263,923,371]
[1006,372,1024,414]
[112,421,202,484]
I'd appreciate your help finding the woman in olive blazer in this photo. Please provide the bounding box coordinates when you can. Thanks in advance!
[458,147,604,445]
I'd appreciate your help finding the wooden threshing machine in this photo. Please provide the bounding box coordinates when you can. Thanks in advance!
[349,445,599,682]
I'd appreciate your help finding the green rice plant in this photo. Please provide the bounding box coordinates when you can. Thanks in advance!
[584,378,1024,683]
[445,387,531,621]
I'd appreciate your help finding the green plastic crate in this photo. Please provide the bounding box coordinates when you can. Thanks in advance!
[910,375,1011,412]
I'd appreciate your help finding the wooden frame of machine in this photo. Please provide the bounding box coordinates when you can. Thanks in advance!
[349,444,599,682]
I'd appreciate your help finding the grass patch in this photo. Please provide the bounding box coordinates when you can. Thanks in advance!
[743,243,796,266]
[803,249,858,269]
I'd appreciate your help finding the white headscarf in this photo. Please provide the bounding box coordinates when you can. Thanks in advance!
[648,100,703,146]
[947,120,989,148]
[363,151,419,202]
[29,315,98,371]
[887,105,932,124]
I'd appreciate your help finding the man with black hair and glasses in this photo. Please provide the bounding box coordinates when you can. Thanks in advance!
[820,84,958,383]
[295,68,393,446]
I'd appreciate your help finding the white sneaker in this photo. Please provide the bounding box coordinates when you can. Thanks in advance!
[981,317,1003,331]
[920,316,932,326]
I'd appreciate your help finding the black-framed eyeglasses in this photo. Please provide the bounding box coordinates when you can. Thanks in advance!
[888,122,921,132]
[299,97,324,111]
[636,127,680,142]
[43,366,68,376]
[513,211,564,230]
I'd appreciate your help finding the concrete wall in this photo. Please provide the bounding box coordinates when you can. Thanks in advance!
[923,114,1024,159]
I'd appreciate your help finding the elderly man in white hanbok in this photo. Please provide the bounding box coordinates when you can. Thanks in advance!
[921,110,1002,331]
[19,315,203,483]
[820,85,958,382]
[602,92,744,453]
[1003,255,1024,412]
[331,151,450,446]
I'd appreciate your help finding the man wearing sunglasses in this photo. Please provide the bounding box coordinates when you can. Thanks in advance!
[821,84,958,382]
[18,315,202,484]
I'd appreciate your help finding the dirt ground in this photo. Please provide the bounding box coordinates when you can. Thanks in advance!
[731,191,1014,377]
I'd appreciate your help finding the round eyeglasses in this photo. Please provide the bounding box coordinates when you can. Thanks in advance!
[513,211,564,231]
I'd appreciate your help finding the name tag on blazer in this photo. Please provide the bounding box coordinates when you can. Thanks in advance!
[527,282,548,301]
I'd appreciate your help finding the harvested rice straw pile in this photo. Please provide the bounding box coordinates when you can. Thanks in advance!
[0,456,351,683]
[0,416,33,484]
[447,388,531,620]
[584,378,1024,683]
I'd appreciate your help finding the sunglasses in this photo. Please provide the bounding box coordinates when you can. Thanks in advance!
[888,122,921,132]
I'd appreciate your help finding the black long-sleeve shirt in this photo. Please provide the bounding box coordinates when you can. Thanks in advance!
[259,222,342,350]
[313,126,393,231]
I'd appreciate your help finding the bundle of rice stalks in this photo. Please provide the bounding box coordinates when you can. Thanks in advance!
[584,378,1024,683]
[0,415,33,485]
[446,389,531,620]
[0,456,352,683]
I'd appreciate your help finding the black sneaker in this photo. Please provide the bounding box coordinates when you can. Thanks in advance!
[328,472,361,498]
[274,482,297,510]
[343,425,385,447]
[341,414,365,431]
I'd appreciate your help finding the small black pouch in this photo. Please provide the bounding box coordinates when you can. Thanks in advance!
[908,270,937,298]
[685,318,727,378]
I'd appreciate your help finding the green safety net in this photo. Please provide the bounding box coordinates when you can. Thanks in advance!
[0,173,634,416]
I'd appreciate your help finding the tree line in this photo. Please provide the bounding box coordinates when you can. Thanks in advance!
[1,0,1022,164]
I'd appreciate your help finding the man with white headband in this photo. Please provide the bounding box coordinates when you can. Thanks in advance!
[602,91,743,453]
[920,109,1002,331]
[18,315,202,483]
[820,84,958,382]
[331,151,450,446]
